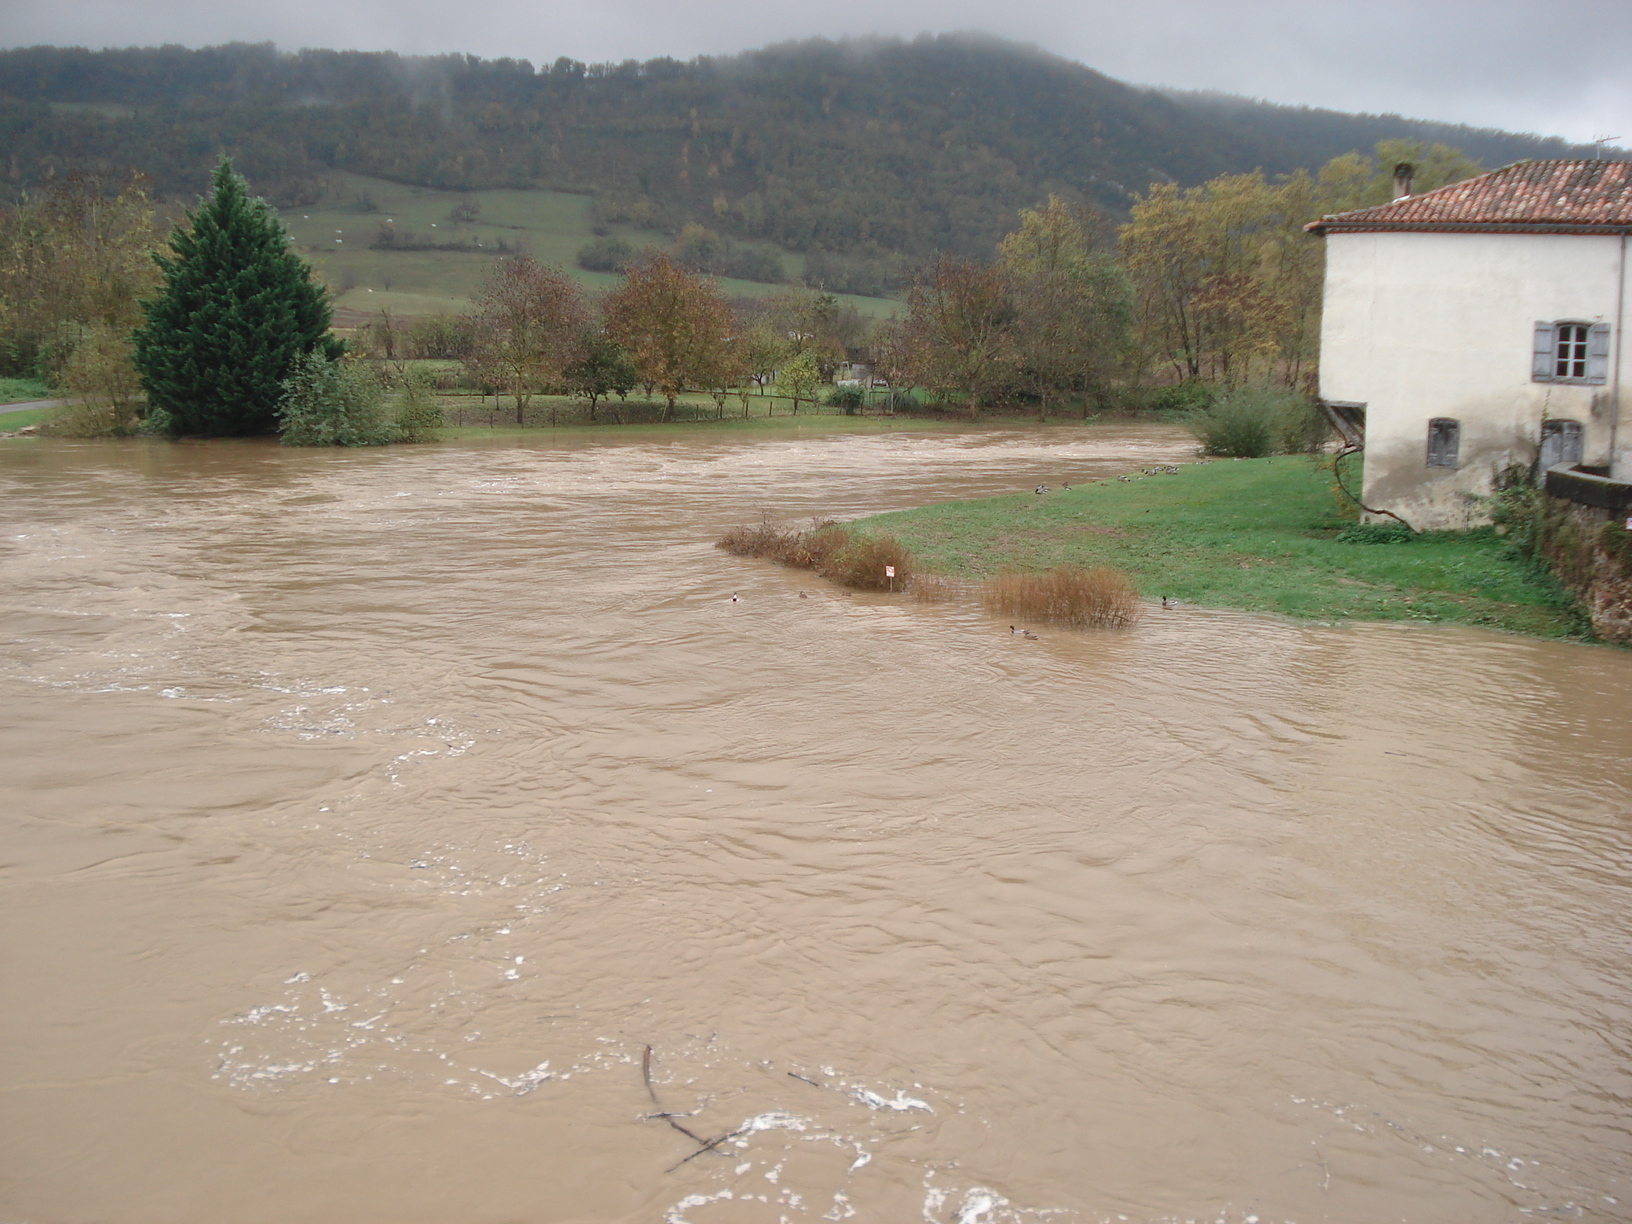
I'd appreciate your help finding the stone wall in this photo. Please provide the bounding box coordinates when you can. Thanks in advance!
[1541,468,1632,643]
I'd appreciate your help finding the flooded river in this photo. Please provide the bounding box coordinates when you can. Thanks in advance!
[1,422,1629,1224]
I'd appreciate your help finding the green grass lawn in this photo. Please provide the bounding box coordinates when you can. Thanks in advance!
[0,407,54,432]
[859,456,1582,637]
[0,377,55,404]
[280,172,900,319]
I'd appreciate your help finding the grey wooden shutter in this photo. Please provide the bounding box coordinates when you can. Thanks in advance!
[1427,418,1460,467]
[1540,419,1582,469]
[1562,419,1583,464]
[1587,323,1611,384]
[1533,322,1556,381]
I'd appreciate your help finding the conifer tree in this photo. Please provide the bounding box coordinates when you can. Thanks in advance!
[134,159,340,436]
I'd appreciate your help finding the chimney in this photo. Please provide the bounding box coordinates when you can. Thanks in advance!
[1392,162,1415,201]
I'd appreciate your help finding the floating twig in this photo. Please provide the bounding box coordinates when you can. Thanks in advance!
[666,1124,751,1173]
[788,1071,823,1088]
[644,1044,741,1168]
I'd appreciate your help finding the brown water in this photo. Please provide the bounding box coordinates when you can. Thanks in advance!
[2,422,1629,1224]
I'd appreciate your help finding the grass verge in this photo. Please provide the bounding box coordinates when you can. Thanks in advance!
[857,456,1584,638]
[0,377,54,405]
[0,407,53,433]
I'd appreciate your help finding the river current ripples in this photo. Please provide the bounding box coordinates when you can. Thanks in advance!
[1,422,1628,1224]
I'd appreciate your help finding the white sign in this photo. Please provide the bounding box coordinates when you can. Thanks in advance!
[884,565,895,577]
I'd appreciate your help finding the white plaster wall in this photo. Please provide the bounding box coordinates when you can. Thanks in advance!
[1319,230,1627,529]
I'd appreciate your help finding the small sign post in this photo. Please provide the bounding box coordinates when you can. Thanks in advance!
[885,564,895,593]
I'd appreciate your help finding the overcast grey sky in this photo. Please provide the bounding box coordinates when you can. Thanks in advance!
[2,0,1627,146]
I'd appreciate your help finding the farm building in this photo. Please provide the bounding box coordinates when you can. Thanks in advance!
[1307,160,1631,531]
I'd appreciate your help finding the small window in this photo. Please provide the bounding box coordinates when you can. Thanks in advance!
[1540,418,1583,469]
[1534,321,1610,385]
[1427,418,1460,468]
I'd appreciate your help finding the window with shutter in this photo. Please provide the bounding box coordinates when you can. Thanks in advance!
[1534,320,1611,385]
[1540,418,1583,469]
[1427,418,1460,468]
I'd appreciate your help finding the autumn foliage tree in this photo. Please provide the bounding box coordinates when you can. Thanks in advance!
[996,196,1131,417]
[463,256,587,422]
[905,254,1017,417]
[602,253,739,421]
[0,170,160,379]
[1119,141,1482,390]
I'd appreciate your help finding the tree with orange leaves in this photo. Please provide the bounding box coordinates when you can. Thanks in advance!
[602,252,739,421]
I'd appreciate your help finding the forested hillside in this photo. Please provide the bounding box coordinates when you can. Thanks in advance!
[0,34,1610,271]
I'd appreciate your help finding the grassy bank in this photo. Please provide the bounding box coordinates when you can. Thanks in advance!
[0,377,54,405]
[0,407,53,432]
[858,456,1582,637]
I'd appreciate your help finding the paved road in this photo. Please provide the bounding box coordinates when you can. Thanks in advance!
[0,398,66,415]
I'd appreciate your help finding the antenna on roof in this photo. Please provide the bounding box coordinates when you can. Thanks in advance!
[1591,134,1621,160]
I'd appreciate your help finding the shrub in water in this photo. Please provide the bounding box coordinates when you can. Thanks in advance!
[981,566,1141,629]
[40,325,145,437]
[278,352,395,446]
[717,519,913,591]
[817,532,911,591]
[393,369,445,443]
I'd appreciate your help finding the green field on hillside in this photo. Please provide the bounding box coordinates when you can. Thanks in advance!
[278,173,900,320]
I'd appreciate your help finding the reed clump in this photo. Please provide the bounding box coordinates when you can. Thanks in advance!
[717,519,914,592]
[908,572,963,603]
[981,565,1142,629]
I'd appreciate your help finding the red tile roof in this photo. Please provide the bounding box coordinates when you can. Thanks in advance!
[1306,160,1632,234]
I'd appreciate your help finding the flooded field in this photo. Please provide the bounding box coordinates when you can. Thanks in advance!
[1,422,1628,1224]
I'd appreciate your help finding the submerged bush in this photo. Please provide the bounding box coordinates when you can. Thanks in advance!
[1185,387,1326,458]
[822,531,912,591]
[717,518,913,591]
[38,325,144,437]
[392,369,445,443]
[981,565,1141,629]
[279,353,395,447]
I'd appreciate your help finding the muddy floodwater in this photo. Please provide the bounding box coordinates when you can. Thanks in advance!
[1,422,1629,1224]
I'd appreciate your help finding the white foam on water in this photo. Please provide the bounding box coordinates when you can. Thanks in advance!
[734,1111,809,1141]
[664,1188,733,1224]
[849,1086,931,1113]
[475,1060,553,1096]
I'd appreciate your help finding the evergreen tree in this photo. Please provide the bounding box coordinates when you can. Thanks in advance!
[134,159,340,436]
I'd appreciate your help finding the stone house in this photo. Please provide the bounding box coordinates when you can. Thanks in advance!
[1307,160,1631,531]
